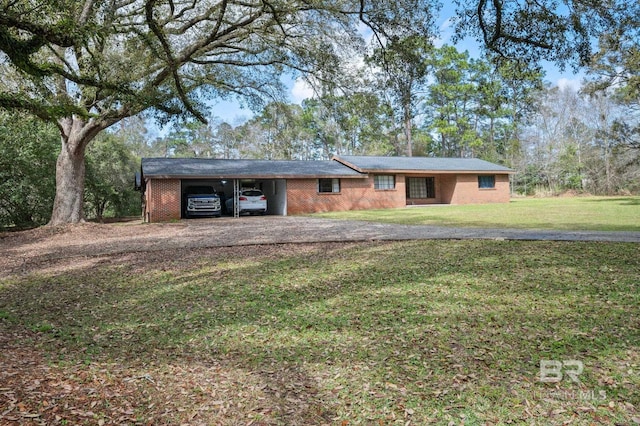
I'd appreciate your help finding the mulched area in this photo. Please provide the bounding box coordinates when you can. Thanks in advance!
[0,329,150,425]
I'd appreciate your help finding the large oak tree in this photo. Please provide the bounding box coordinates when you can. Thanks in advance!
[1,0,427,224]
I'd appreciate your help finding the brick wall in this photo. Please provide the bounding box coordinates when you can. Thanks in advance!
[286,176,406,215]
[392,173,511,206]
[144,179,181,222]
[144,173,511,221]
[448,174,510,204]
[438,175,458,204]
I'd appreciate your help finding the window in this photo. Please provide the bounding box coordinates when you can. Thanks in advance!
[408,177,435,198]
[478,175,496,189]
[318,178,340,193]
[374,175,395,190]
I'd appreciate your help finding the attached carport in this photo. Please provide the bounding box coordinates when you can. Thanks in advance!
[140,158,364,221]
[225,178,288,216]
[150,159,291,218]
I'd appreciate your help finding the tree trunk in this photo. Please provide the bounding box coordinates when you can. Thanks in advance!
[49,118,105,225]
[403,101,413,157]
[49,140,87,225]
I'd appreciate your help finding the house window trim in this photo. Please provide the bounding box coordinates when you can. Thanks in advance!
[318,178,341,194]
[374,174,396,191]
[478,175,496,189]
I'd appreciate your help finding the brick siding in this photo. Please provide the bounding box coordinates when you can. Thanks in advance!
[447,174,510,204]
[406,175,450,205]
[144,179,181,222]
[286,176,407,215]
[144,173,511,221]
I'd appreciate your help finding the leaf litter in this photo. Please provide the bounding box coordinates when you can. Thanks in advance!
[0,222,639,424]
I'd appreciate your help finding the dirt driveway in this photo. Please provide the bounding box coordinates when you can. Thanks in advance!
[1,216,639,278]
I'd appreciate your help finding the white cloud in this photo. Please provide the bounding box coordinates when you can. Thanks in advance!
[290,78,315,104]
[557,77,582,91]
[440,16,454,31]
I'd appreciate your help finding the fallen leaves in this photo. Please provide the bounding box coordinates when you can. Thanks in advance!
[0,331,156,425]
[1,234,640,425]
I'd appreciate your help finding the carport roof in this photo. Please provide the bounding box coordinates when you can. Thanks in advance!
[141,157,365,179]
[333,155,514,174]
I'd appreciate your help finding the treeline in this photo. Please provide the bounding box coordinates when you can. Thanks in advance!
[516,88,640,196]
[142,44,638,197]
[1,43,638,227]
[146,45,542,163]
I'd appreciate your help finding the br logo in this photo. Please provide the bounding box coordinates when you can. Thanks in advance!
[539,360,584,383]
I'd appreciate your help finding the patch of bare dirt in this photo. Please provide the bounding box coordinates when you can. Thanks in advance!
[0,327,335,425]
[0,217,377,278]
[0,329,154,425]
[0,222,188,278]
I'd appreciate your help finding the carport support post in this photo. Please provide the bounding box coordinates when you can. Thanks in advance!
[233,179,239,218]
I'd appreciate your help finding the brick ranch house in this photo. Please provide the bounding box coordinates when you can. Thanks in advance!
[139,155,513,222]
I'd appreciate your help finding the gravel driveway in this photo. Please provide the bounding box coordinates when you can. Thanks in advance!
[2,216,639,278]
[188,216,640,244]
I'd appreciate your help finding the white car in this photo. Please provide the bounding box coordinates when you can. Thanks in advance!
[184,186,221,218]
[226,189,267,215]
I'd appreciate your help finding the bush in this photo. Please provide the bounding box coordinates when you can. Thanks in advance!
[0,112,59,228]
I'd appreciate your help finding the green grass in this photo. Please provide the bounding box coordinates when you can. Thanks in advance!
[1,241,639,424]
[311,196,640,231]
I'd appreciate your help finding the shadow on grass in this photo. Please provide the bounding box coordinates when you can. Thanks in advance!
[389,210,640,231]
[393,213,640,232]
[1,241,639,423]
[582,197,640,206]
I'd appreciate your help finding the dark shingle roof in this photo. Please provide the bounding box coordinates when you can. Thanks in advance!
[334,155,513,173]
[142,156,513,180]
[141,157,363,179]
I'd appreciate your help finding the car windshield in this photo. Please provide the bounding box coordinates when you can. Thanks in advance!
[186,186,215,195]
[242,190,262,197]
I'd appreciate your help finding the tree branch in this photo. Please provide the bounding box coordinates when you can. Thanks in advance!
[477,0,552,54]
[0,13,77,47]
[145,0,207,123]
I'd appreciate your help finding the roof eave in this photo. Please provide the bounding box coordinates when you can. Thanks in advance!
[353,169,515,175]
[144,174,367,180]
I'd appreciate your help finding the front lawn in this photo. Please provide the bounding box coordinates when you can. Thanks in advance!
[1,240,638,424]
[312,196,640,231]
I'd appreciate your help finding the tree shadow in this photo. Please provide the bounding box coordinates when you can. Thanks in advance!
[580,196,640,205]
[1,240,639,423]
